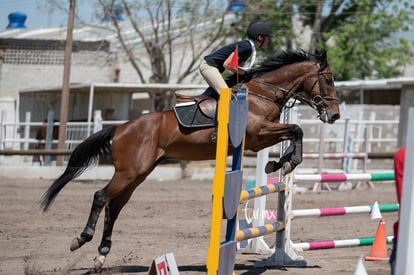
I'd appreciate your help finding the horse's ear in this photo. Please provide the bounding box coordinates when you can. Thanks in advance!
[317,50,328,69]
[319,50,327,61]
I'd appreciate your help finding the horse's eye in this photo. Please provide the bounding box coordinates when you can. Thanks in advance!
[325,78,333,86]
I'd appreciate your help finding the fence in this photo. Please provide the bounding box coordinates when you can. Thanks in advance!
[0,107,399,169]
[0,110,125,164]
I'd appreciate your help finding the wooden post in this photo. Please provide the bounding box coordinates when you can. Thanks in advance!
[57,0,75,166]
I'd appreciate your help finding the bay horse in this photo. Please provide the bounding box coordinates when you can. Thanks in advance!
[40,49,340,269]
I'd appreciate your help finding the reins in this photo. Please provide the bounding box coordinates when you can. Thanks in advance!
[247,64,339,112]
[247,79,310,110]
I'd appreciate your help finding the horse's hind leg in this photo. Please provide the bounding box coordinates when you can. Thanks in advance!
[94,185,137,270]
[70,186,108,251]
[70,169,140,253]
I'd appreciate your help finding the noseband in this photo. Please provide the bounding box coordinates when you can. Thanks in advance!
[305,69,339,119]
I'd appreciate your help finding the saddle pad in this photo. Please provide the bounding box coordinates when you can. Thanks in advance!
[173,102,215,128]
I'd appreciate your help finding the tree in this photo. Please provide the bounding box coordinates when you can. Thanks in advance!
[101,0,239,111]
[239,0,414,80]
[44,0,237,111]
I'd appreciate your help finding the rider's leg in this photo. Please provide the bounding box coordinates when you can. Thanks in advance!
[199,61,229,142]
[199,61,228,95]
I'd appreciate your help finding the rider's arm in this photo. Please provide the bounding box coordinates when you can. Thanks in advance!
[223,52,246,75]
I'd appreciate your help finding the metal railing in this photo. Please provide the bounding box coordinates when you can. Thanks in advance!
[0,109,399,170]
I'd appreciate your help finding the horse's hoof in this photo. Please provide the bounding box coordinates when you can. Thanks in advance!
[99,239,112,255]
[265,161,275,173]
[70,237,83,251]
[94,255,106,270]
[265,161,280,174]
[282,162,292,175]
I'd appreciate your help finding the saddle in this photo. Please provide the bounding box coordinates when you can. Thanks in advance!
[172,85,246,128]
[173,88,217,128]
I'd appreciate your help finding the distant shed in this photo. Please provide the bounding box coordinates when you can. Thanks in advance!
[18,82,207,123]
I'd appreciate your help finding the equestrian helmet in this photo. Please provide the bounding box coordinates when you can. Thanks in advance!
[247,20,273,40]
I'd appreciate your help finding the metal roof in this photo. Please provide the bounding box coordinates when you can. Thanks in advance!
[19,82,208,98]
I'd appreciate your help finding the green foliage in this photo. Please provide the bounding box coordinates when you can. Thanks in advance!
[322,0,414,80]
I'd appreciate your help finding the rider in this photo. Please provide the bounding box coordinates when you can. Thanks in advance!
[199,20,273,96]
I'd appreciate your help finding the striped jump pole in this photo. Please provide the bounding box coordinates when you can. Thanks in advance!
[292,203,399,219]
[235,221,285,242]
[293,236,394,251]
[294,172,394,183]
[302,152,367,159]
[239,182,285,203]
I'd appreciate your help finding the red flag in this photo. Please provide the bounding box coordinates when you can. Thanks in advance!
[229,45,238,69]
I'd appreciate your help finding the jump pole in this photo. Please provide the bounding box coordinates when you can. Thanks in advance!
[292,203,399,219]
[294,172,394,183]
[235,221,284,242]
[239,181,285,203]
[206,88,231,275]
[293,236,394,251]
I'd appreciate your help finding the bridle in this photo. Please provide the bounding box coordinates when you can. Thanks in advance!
[247,63,339,114]
[305,67,339,120]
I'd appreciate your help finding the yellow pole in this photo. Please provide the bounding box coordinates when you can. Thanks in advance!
[206,88,231,274]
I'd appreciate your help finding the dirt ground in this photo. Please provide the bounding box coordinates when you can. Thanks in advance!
[0,176,398,275]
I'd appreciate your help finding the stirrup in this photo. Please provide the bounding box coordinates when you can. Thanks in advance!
[211,131,217,143]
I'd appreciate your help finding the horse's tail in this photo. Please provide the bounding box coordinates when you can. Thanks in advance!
[40,126,116,212]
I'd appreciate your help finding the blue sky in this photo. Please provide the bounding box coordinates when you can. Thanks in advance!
[0,0,97,30]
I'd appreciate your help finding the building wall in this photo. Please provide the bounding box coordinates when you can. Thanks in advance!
[0,38,113,122]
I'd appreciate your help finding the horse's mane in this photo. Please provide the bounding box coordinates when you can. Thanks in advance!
[226,49,314,85]
[253,49,312,76]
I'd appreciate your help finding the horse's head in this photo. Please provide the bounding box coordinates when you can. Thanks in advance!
[301,50,340,124]
[243,50,340,124]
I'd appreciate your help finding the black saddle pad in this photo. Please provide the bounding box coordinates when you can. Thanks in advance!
[173,102,215,128]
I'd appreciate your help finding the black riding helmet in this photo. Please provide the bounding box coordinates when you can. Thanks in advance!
[247,20,273,40]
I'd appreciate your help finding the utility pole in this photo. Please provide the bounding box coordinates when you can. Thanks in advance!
[57,0,75,166]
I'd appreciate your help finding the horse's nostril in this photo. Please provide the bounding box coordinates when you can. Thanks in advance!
[332,113,340,121]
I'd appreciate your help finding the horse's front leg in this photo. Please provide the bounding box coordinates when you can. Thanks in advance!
[282,134,303,174]
[264,124,303,175]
